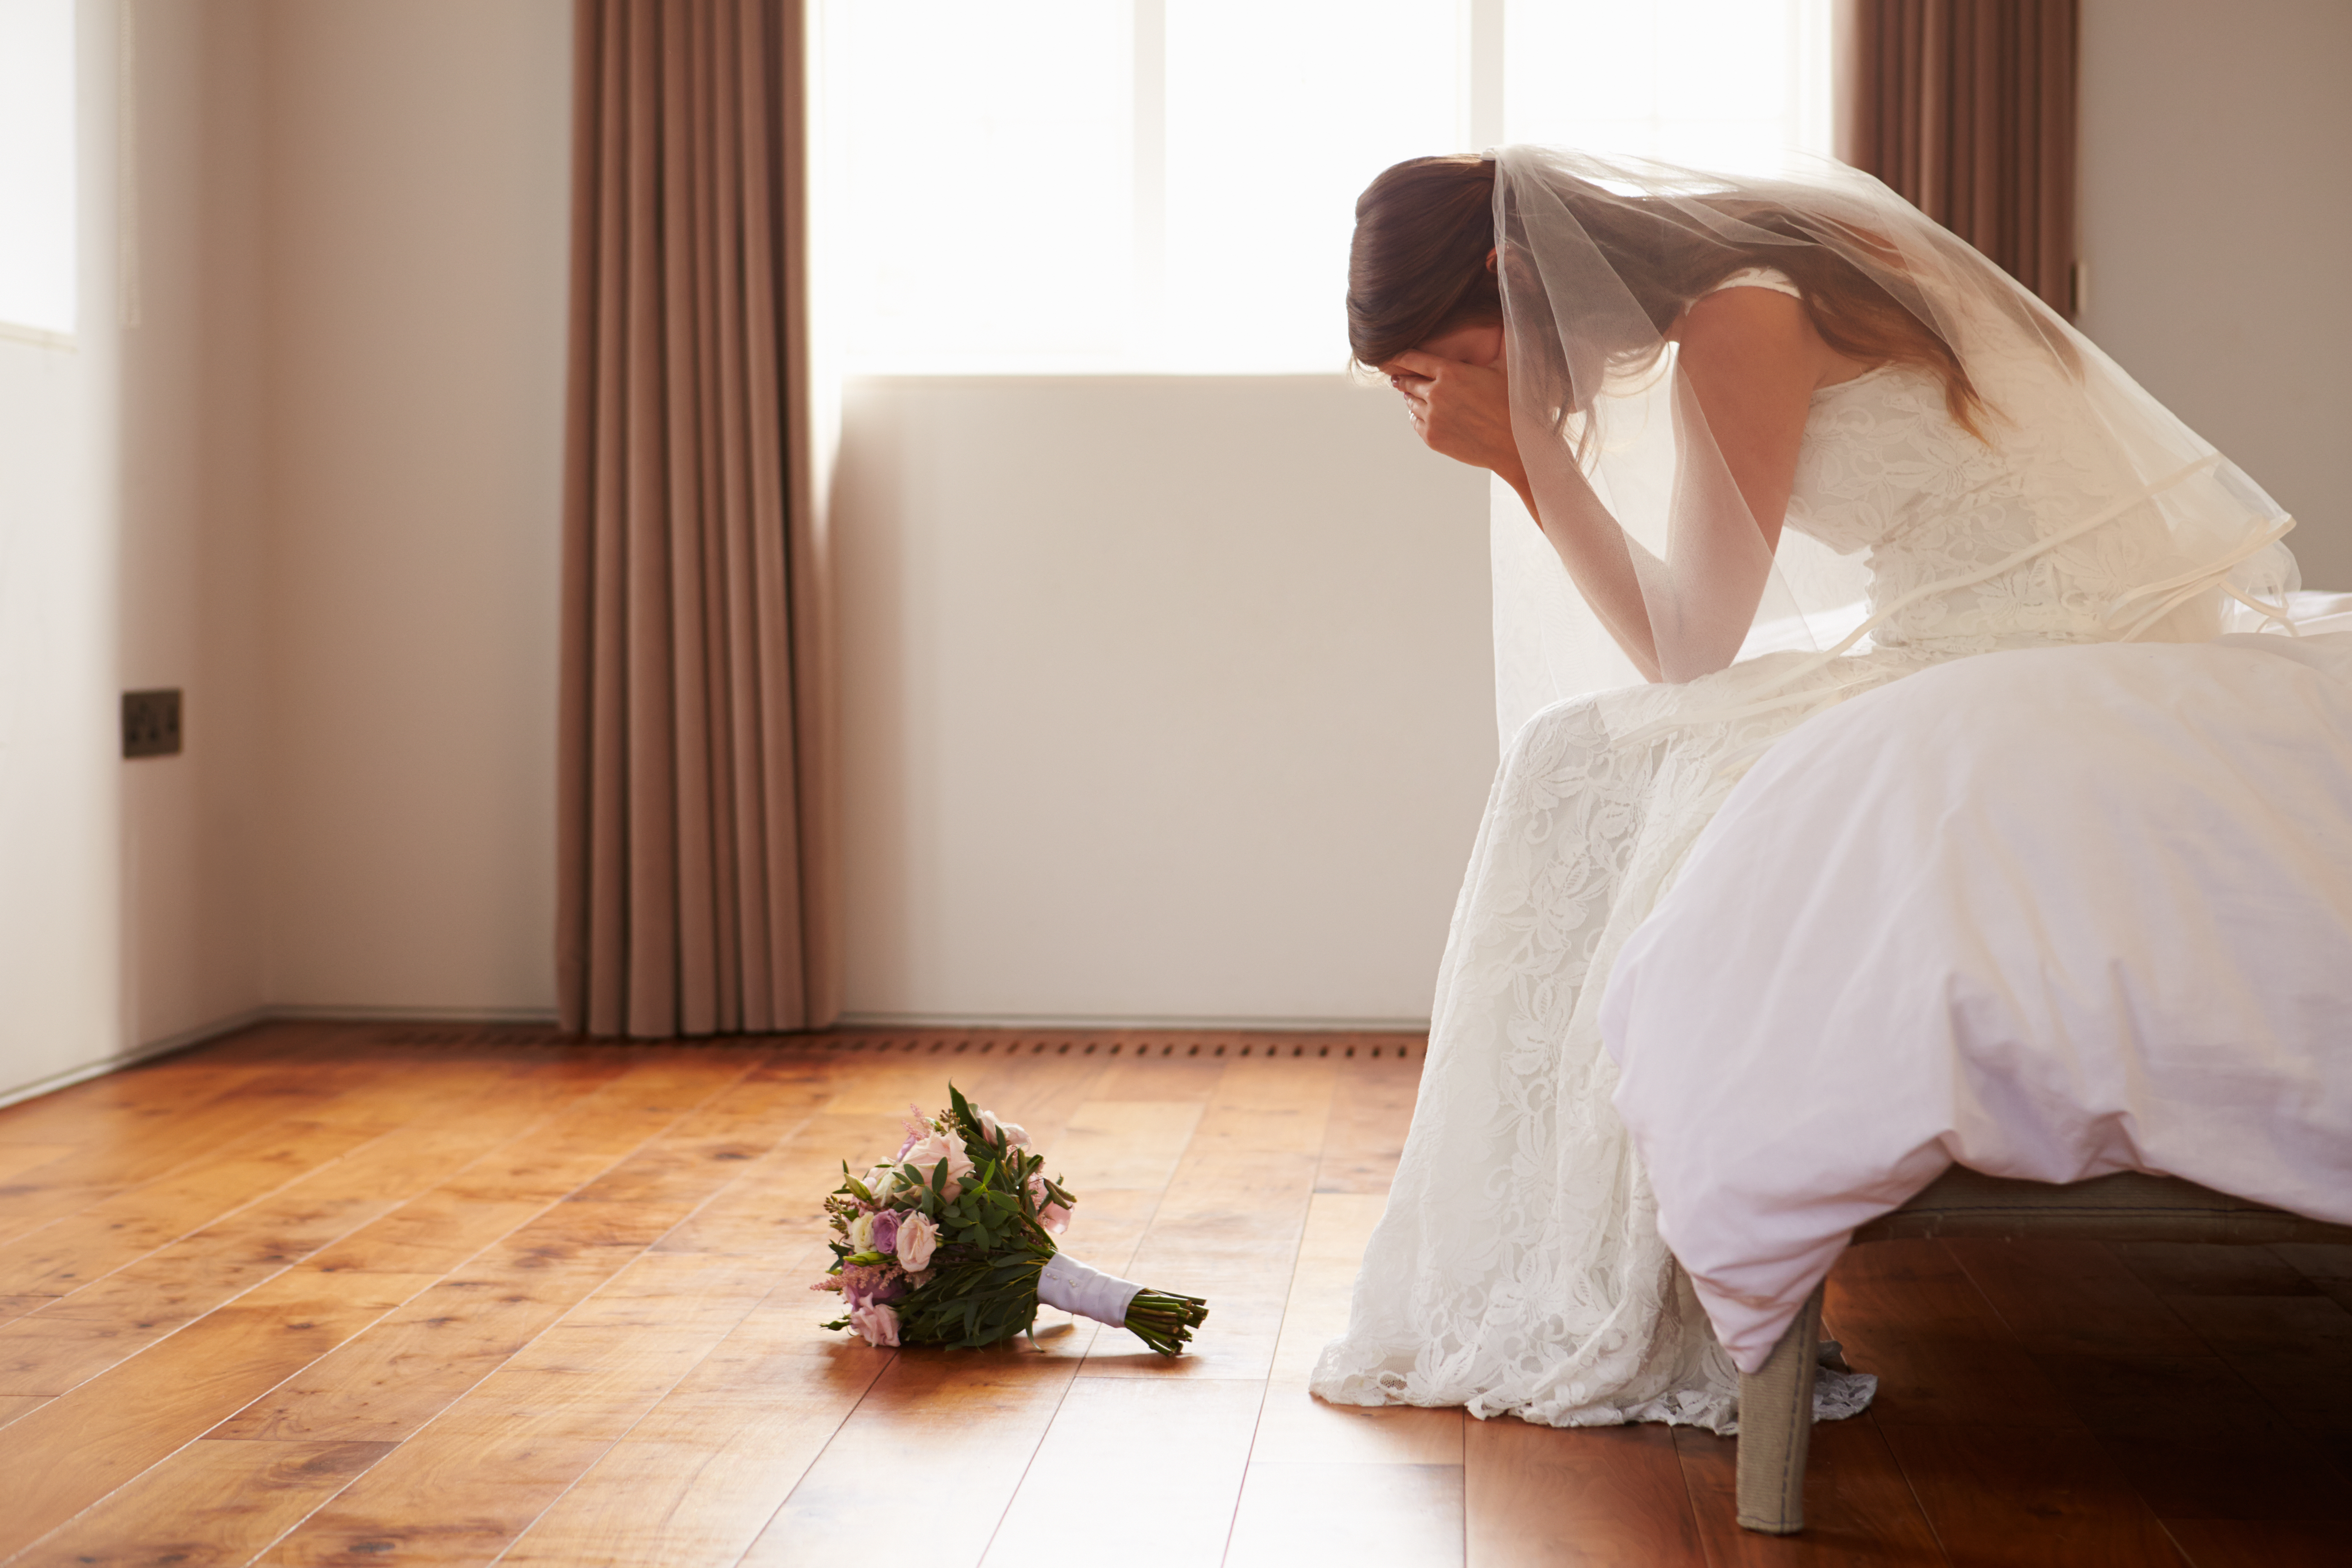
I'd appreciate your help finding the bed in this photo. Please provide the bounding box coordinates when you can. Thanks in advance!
[1597,598,2352,1533]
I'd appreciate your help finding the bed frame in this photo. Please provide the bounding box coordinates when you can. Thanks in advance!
[1734,1168,2352,1535]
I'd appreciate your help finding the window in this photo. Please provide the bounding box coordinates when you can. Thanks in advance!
[820,0,1830,375]
[0,0,78,341]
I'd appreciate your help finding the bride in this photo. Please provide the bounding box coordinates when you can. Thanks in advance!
[1308,148,2300,1432]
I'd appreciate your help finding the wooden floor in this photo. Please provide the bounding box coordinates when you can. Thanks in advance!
[0,1023,2346,1566]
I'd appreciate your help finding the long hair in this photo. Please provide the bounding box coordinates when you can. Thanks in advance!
[1347,154,1992,438]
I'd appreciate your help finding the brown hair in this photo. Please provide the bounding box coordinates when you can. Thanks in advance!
[1346,154,1990,437]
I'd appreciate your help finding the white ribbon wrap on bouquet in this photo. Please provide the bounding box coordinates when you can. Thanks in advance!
[1036,1252,1142,1328]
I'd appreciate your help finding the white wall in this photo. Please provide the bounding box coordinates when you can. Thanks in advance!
[0,0,275,1101]
[0,252,120,1095]
[0,0,571,1103]
[117,0,271,1051]
[0,274,114,1038]
[2078,0,2352,590]
[253,0,573,1014]
[832,377,1496,1026]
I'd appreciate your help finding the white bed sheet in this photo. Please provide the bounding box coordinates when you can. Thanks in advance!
[1600,616,2352,1373]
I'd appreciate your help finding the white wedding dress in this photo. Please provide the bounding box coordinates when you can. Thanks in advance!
[1309,268,2277,1432]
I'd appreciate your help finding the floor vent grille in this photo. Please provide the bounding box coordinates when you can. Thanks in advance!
[360,1024,1422,1062]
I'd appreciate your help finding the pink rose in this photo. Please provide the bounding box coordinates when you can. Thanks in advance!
[849,1302,900,1347]
[895,1211,939,1272]
[1027,1174,1068,1231]
[902,1131,975,1198]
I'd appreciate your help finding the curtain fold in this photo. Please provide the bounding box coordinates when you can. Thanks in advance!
[559,0,837,1038]
[1847,0,2079,314]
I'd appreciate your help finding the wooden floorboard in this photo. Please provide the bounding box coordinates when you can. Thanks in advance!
[745,1345,1084,1567]
[0,1024,2342,1566]
[1249,1192,1460,1467]
[494,1284,894,1566]
[0,1265,436,1557]
[0,1058,625,1396]
[2159,1519,2352,1567]
[1078,1060,1335,1385]
[1876,1424,2186,1566]
[1466,1420,1699,1567]
[1826,1240,2081,1427]
[11,1439,395,1568]
[980,1376,1266,1567]
[0,1032,395,1229]
[254,1267,798,1566]
[1675,1420,1947,1566]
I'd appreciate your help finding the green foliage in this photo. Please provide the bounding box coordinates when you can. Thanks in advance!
[894,1244,1053,1348]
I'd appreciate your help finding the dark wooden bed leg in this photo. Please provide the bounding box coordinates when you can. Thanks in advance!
[1735,1281,1823,1535]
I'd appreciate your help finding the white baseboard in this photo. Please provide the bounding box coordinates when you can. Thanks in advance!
[263,1002,562,1025]
[0,1003,564,1111]
[0,1005,274,1111]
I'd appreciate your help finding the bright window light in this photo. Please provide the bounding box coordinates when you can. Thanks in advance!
[1505,0,1834,178]
[820,0,1829,375]
[1154,0,1458,373]
[0,0,78,339]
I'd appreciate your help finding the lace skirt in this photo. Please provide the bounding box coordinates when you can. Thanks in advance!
[1309,651,1906,1432]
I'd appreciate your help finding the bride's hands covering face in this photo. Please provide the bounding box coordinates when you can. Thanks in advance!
[1380,322,1521,483]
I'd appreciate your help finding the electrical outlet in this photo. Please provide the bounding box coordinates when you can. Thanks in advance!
[123,689,183,758]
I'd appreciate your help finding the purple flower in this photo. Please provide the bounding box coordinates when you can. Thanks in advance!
[870,1208,902,1257]
[836,1262,906,1309]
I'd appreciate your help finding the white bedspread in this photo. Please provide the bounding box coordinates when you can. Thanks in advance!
[1600,619,2352,1373]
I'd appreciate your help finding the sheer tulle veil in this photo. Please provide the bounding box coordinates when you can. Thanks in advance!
[1487,146,2301,749]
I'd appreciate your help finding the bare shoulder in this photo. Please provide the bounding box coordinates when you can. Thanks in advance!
[1674,285,1815,353]
[1675,285,1857,393]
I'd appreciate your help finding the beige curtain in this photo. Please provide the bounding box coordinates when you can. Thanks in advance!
[558,0,837,1038]
[1847,0,2079,314]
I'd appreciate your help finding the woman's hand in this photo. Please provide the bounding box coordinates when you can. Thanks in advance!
[1381,348,1527,494]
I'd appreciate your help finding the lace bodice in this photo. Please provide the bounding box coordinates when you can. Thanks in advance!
[1700,264,2204,658]
[1787,339,2186,656]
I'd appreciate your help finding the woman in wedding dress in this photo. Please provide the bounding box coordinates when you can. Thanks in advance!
[1307,148,2300,1432]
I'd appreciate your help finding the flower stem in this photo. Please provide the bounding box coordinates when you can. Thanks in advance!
[1122,1289,1211,1357]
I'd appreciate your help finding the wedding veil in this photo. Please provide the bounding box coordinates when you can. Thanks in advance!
[1486,146,2300,747]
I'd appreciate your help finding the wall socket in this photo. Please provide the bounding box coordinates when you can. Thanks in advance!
[123,689,183,758]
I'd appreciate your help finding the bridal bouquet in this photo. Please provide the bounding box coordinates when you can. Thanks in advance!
[813,1086,1209,1355]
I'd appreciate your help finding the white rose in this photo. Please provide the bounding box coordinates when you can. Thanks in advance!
[895,1210,939,1272]
[861,1163,899,1199]
[847,1211,874,1252]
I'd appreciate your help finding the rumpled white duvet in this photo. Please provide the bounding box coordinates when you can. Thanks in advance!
[1601,605,2352,1374]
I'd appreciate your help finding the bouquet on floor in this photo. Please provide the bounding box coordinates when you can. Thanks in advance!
[814,1085,1209,1356]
